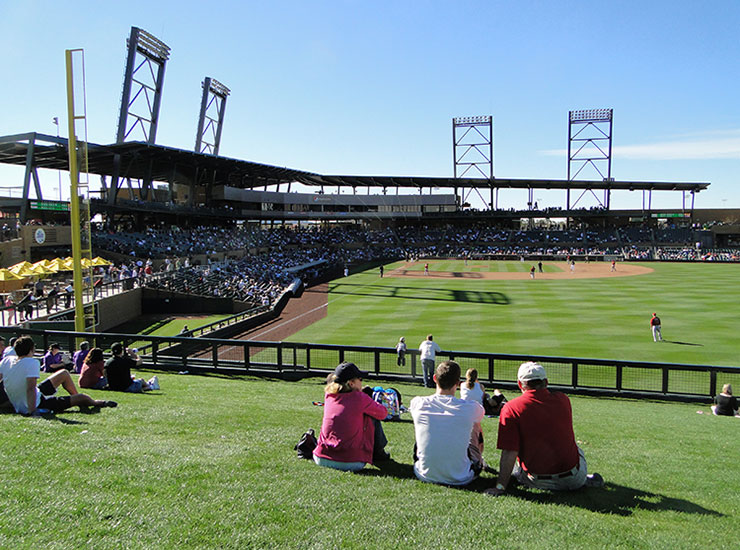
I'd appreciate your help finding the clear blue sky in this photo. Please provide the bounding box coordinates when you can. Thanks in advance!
[1,0,739,210]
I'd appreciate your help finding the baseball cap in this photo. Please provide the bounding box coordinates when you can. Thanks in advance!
[334,362,367,384]
[517,362,547,382]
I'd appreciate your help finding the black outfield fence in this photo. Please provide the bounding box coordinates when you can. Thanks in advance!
[1,327,737,403]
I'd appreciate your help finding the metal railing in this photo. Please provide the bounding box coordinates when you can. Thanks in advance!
[2,327,737,402]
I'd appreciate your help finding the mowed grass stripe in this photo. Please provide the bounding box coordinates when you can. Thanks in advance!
[291,261,740,367]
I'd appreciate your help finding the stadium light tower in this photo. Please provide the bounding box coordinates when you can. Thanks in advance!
[567,108,613,209]
[452,115,494,209]
[109,27,171,205]
[195,77,230,156]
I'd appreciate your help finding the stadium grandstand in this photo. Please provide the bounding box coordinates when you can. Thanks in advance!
[1,26,739,396]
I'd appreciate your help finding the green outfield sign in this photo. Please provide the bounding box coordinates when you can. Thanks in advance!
[29,200,70,212]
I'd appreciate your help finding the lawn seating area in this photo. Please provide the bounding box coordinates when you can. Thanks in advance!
[1,372,737,549]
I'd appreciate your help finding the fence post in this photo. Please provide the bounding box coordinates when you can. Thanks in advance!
[212,343,219,370]
[572,362,579,388]
[709,369,717,397]
[488,357,494,384]
[411,353,417,382]
[277,345,283,372]
[661,367,669,394]
[374,350,380,375]
[306,346,311,370]
[152,341,158,367]
[244,343,250,373]
[339,348,344,364]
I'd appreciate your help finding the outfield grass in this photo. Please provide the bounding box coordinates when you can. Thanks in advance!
[1,373,737,549]
[110,314,232,348]
[289,261,740,368]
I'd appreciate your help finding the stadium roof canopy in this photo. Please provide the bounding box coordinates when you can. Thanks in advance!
[0,132,710,194]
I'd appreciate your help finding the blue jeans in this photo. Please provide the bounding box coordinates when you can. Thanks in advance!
[313,455,366,472]
[422,359,435,387]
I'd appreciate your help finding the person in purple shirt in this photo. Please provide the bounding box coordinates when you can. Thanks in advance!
[42,343,66,373]
[73,341,90,374]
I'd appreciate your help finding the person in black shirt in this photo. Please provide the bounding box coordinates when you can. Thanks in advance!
[104,343,157,392]
[712,384,738,416]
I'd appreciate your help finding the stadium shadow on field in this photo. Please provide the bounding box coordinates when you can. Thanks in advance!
[327,283,510,305]
[511,482,722,517]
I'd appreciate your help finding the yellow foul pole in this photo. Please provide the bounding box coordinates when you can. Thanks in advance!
[65,49,95,333]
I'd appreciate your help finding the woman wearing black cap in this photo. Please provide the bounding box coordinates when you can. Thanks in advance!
[313,362,389,472]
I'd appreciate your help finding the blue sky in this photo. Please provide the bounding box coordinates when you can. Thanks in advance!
[1,0,739,210]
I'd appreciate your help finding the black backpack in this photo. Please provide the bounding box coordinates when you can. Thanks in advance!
[294,428,318,459]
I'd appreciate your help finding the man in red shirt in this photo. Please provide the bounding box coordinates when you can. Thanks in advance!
[486,362,603,496]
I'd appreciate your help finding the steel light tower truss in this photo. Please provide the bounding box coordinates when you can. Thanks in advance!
[116,27,170,144]
[195,77,230,155]
[109,27,170,205]
[567,108,613,209]
[453,116,493,208]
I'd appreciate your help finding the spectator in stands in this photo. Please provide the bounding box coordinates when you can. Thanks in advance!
[4,295,16,325]
[418,335,441,388]
[64,282,74,309]
[78,347,107,390]
[104,343,158,392]
[0,336,116,415]
[485,362,603,496]
[712,384,738,416]
[73,341,90,374]
[42,343,68,373]
[395,337,406,367]
[313,362,389,472]
[410,360,485,486]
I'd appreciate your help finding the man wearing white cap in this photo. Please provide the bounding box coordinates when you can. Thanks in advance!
[486,362,603,496]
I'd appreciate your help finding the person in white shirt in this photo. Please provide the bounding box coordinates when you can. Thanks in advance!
[410,360,485,486]
[0,336,117,416]
[418,334,442,388]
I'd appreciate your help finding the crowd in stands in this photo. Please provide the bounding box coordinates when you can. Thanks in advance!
[4,221,740,326]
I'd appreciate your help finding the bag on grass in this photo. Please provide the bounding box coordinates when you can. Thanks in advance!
[294,428,317,459]
[372,386,402,421]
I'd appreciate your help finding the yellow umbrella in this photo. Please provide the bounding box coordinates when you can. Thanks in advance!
[15,264,40,277]
[92,256,113,266]
[9,261,32,275]
[48,258,66,270]
[0,269,27,292]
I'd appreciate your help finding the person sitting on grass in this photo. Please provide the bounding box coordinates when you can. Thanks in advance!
[460,368,507,416]
[711,384,738,417]
[0,336,116,416]
[73,341,90,374]
[313,362,389,472]
[485,362,603,496]
[410,360,485,486]
[104,343,159,393]
[78,347,107,390]
[42,343,69,373]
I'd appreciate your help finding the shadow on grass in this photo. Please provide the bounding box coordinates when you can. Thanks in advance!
[663,340,704,347]
[327,282,510,305]
[505,482,723,517]
[360,464,723,517]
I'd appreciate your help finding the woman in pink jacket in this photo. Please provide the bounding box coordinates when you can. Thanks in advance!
[313,362,389,472]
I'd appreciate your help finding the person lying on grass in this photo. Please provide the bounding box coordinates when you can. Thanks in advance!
[313,362,389,472]
[0,336,116,416]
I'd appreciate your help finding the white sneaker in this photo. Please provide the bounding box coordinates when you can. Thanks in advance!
[148,376,160,390]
